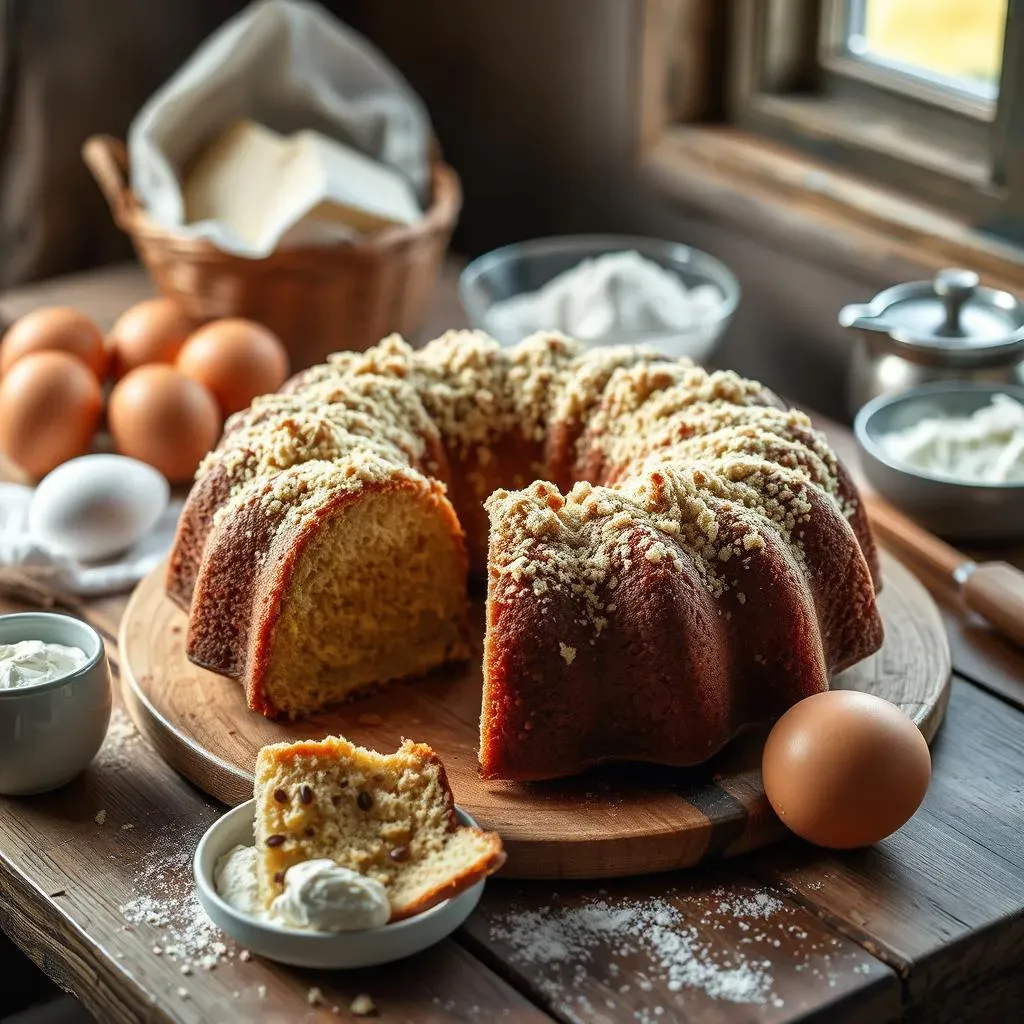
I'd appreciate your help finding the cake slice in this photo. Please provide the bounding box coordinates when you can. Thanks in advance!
[253,737,505,921]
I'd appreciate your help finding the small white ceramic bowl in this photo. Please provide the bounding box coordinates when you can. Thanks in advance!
[193,799,486,969]
[0,612,112,796]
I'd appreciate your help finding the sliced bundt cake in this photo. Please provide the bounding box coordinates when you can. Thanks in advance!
[169,331,884,780]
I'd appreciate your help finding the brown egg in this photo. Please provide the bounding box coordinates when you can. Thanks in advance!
[108,365,222,483]
[0,307,107,380]
[108,298,200,378]
[177,318,289,416]
[0,351,103,477]
[762,690,931,849]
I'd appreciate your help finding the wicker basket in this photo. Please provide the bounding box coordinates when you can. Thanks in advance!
[82,135,462,369]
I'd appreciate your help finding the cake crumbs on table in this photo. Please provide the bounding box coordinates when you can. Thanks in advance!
[307,986,323,1006]
[350,993,377,1016]
[94,809,107,825]
[257,985,267,999]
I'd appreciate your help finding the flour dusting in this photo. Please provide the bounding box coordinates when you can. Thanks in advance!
[488,894,777,1006]
[119,828,233,971]
[97,707,142,770]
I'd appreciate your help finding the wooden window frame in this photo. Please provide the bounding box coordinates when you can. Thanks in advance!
[638,0,1024,291]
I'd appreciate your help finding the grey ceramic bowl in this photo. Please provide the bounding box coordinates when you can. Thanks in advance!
[460,234,740,361]
[0,613,112,795]
[854,381,1024,542]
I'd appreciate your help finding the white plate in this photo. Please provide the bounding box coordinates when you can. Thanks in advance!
[193,799,485,968]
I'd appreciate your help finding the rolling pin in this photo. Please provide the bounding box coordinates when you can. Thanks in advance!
[863,492,1024,649]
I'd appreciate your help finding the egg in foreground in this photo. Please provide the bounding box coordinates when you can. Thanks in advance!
[762,689,931,849]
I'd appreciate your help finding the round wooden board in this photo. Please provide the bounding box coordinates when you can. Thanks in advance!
[120,549,949,879]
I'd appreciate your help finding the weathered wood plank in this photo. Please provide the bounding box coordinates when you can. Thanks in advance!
[461,873,901,1024]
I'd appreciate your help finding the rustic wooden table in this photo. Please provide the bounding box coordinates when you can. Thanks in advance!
[1,265,1022,1024]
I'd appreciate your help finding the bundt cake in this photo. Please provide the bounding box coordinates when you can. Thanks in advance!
[254,737,505,920]
[168,331,884,780]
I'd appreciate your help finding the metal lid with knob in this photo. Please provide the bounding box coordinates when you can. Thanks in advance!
[839,268,1024,363]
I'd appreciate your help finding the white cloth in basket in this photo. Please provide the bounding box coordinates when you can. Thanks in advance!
[128,0,432,257]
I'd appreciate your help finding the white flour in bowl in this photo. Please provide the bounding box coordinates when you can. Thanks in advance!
[486,250,722,345]
[877,393,1024,484]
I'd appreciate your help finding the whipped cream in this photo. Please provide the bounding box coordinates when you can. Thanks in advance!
[214,847,390,932]
[269,859,390,931]
[486,249,722,346]
[214,845,262,917]
[878,394,1024,484]
[0,640,89,690]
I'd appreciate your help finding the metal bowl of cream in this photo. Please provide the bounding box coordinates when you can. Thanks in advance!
[854,381,1024,541]
[0,612,112,795]
[460,235,740,362]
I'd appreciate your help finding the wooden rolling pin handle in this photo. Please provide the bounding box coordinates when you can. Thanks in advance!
[963,562,1024,649]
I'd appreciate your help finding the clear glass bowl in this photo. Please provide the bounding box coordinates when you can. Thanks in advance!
[459,234,741,361]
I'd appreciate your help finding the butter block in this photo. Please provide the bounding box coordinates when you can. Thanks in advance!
[184,120,421,253]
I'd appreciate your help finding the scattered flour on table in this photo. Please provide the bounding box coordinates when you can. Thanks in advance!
[487,884,873,1017]
[119,830,232,971]
[710,890,783,920]
[488,895,777,1006]
[97,707,142,770]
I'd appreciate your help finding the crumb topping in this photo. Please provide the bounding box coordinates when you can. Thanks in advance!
[192,328,856,651]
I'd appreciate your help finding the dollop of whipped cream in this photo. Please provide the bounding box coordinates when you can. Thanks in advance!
[0,640,89,690]
[486,249,723,345]
[214,847,390,933]
[877,394,1024,484]
[270,859,390,931]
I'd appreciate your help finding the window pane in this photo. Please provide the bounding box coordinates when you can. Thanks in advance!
[847,0,1006,99]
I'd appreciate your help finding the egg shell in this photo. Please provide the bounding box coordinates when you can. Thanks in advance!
[108,298,200,378]
[762,690,931,849]
[29,455,170,562]
[0,307,107,380]
[108,365,222,483]
[177,318,290,416]
[0,351,103,478]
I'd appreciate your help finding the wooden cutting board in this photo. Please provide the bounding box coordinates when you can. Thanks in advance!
[120,549,949,879]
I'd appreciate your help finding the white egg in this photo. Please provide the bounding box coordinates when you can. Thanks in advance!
[28,455,170,562]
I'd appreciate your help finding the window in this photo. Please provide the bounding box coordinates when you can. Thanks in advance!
[639,0,1024,271]
[828,0,1006,115]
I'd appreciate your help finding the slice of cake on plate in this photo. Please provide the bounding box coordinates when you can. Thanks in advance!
[253,736,505,921]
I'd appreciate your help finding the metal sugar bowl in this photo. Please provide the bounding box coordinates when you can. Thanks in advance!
[841,268,1024,414]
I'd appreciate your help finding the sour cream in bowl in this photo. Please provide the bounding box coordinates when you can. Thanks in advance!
[0,612,111,795]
